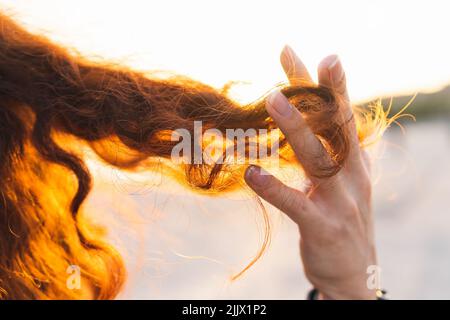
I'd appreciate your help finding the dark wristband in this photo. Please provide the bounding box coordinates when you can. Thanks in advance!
[307,288,388,300]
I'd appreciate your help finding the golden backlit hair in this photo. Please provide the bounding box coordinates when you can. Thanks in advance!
[0,12,389,299]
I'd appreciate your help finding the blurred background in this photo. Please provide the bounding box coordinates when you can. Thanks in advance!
[2,0,449,299]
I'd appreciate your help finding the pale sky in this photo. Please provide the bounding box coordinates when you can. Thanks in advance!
[1,0,449,102]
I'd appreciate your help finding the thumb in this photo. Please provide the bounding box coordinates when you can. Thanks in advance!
[244,165,314,227]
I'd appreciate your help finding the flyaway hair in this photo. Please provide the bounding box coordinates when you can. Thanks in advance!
[0,12,389,299]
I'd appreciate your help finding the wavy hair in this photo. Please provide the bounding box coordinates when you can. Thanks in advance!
[0,12,388,299]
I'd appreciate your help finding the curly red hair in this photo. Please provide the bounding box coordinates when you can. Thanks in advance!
[0,12,387,299]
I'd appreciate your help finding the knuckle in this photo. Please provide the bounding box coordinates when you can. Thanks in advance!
[342,200,360,219]
[332,209,358,235]
[317,174,341,193]
[276,187,297,212]
[333,222,351,241]
[284,111,308,135]
[286,190,306,213]
[259,177,280,198]
[278,191,293,211]
[284,124,300,137]
[316,220,346,245]
[296,194,308,213]
[264,184,304,215]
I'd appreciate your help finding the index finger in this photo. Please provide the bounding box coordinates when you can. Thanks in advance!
[266,90,340,191]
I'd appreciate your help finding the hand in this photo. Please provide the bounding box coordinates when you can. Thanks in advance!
[244,46,377,300]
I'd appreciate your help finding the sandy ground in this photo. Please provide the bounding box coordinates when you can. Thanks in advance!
[87,119,450,299]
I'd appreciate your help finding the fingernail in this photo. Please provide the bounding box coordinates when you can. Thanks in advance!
[267,90,292,117]
[281,45,292,60]
[280,45,294,69]
[282,44,294,57]
[327,55,343,86]
[245,165,269,187]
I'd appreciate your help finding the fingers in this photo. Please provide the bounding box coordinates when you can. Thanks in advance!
[244,165,314,225]
[318,55,362,167]
[280,45,313,85]
[318,54,348,100]
[278,47,365,179]
[318,54,352,124]
[266,90,338,187]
